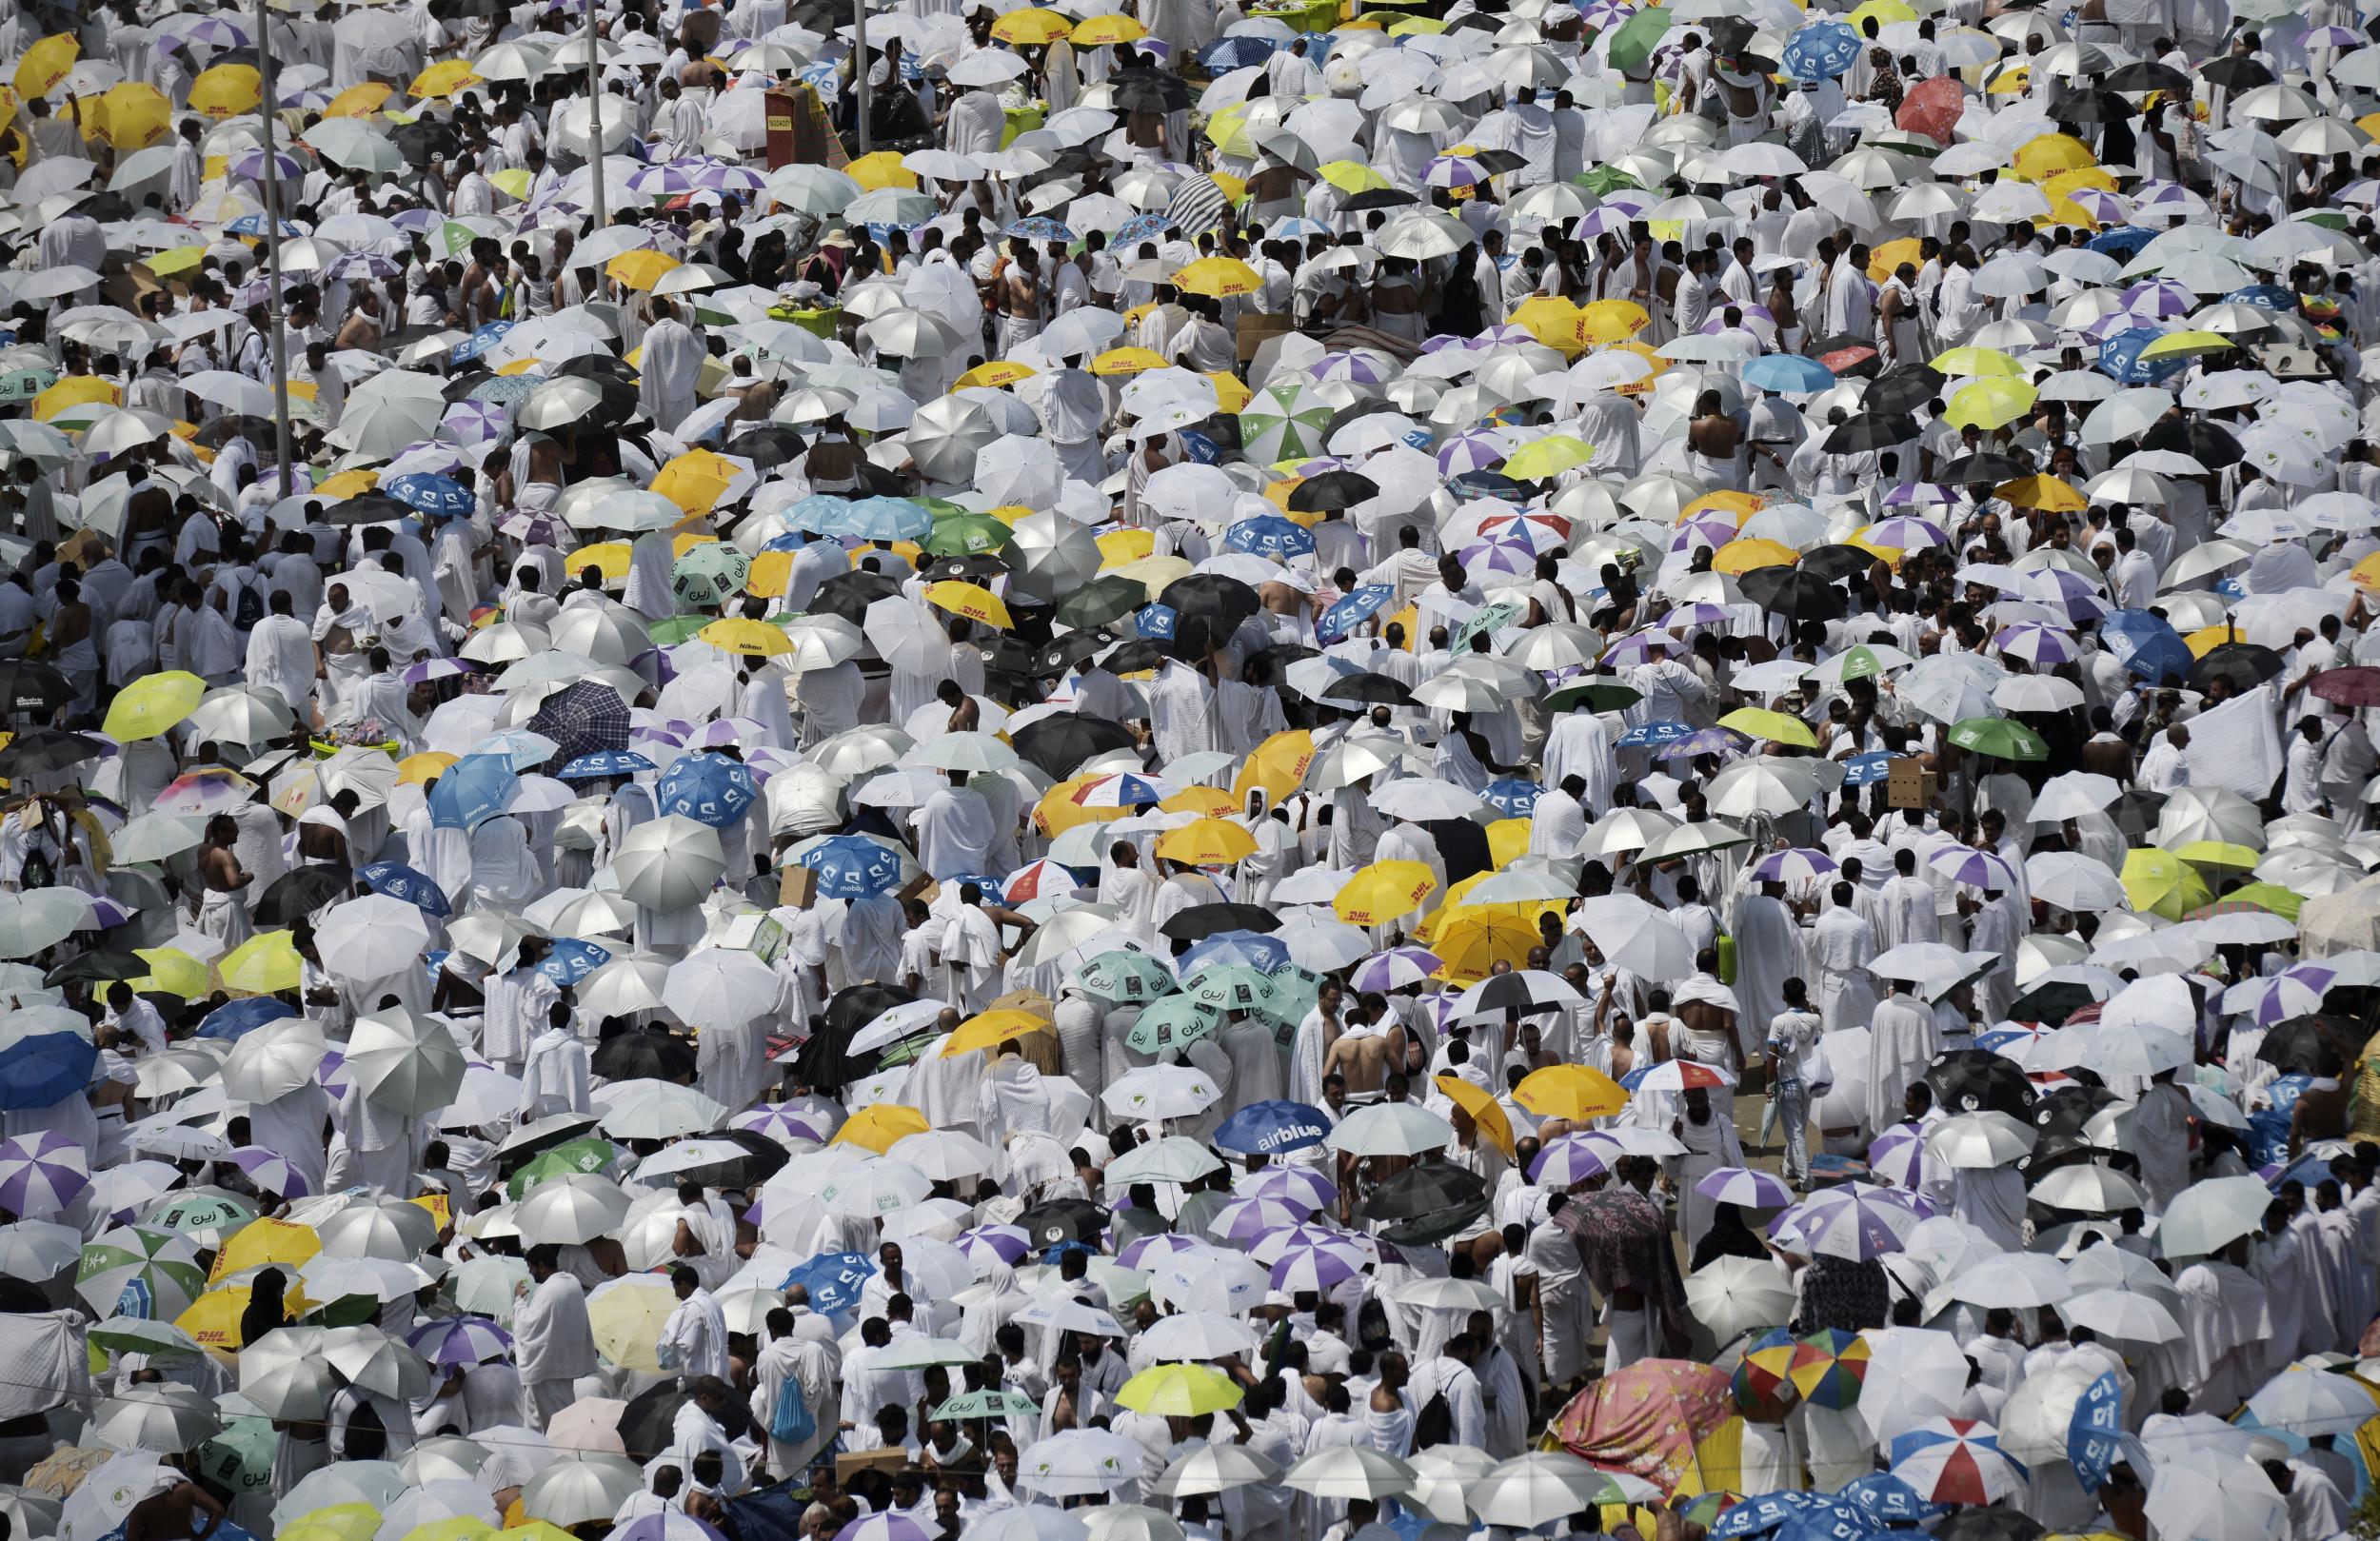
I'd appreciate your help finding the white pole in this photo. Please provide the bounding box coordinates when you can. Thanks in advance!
[587,0,607,232]
[854,0,873,156]
[251,0,293,483]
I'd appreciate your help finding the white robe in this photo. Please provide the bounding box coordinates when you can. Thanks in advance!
[915,787,996,879]
[243,614,317,717]
[639,317,704,434]
[1865,995,1939,1136]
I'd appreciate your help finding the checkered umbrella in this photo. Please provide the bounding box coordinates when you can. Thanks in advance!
[528,681,633,761]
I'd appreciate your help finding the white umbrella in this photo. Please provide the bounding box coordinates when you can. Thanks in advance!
[2240,1367,2380,1438]
[1684,1255,1796,1348]
[662,948,778,1029]
[1101,1065,1222,1121]
[1944,1252,2073,1310]
[521,1454,645,1527]
[58,1452,169,1541]
[2144,1459,2286,1541]
[1404,1447,1497,1522]
[1019,1430,1148,1495]
[2061,1288,2182,1343]
[1324,1102,1456,1157]
[317,894,433,980]
[89,1384,219,1453]
[516,1175,631,1245]
[1923,1111,2033,1169]
[613,816,727,910]
[1281,1447,1415,1500]
[2157,1175,2271,1257]
[347,1006,466,1116]
[1470,1452,1650,1528]
[1152,1445,1279,1497]
[593,1080,727,1139]
[1855,1327,1973,1447]
[1568,895,1692,977]
[221,1020,328,1103]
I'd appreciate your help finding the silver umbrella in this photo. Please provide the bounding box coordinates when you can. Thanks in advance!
[904,393,998,484]
[1002,511,1101,603]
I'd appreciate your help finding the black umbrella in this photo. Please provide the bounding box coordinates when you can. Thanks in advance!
[255,864,355,926]
[1863,364,1943,416]
[2197,55,2272,91]
[2104,60,2192,94]
[1321,672,1415,708]
[494,1113,605,1175]
[1449,469,1527,500]
[557,354,642,387]
[1033,631,1116,680]
[1288,470,1380,513]
[1160,903,1280,941]
[1800,543,1877,583]
[1110,68,1191,112]
[1341,188,1418,213]
[621,1378,751,1462]
[390,119,464,164]
[1544,678,1642,714]
[2005,978,2100,1027]
[443,371,495,405]
[810,570,905,623]
[2047,87,2134,122]
[1926,1048,2035,1119]
[2187,642,2284,694]
[824,983,918,1038]
[725,423,807,471]
[1359,1162,1491,1221]
[1935,451,2033,485]
[1018,1197,1111,1247]
[0,662,73,716]
[1011,713,1139,779]
[2255,1013,2360,1075]
[0,731,103,778]
[1822,412,1919,454]
[45,950,148,987]
[1931,1510,2045,1541]
[1738,566,1847,621]
[529,681,633,761]
[2031,1082,2124,1143]
[591,1027,699,1081]
[919,553,1010,585]
[1101,639,1170,674]
[1248,643,1320,673]
[1054,575,1147,632]
[321,493,414,526]
[193,415,278,450]
[678,1127,794,1190]
[1379,1198,1494,1246]
[2141,417,2241,467]
[1159,574,1262,629]
[1461,971,1576,1016]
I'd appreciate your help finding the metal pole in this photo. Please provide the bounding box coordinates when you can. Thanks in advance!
[586,0,607,233]
[854,0,872,155]
[252,0,292,485]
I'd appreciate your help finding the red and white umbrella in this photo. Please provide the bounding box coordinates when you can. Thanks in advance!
[1887,1417,2028,1505]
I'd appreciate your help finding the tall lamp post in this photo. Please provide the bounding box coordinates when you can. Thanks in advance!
[586,0,606,231]
[854,0,872,155]
[250,0,293,484]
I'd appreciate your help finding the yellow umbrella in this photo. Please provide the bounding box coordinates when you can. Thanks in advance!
[92,82,169,149]
[1986,61,2032,93]
[1109,554,1193,597]
[1577,299,1651,345]
[1233,728,1315,808]
[1156,818,1258,865]
[1865,236,1924,284]
[1171,257,1263,298]
[322,82,392,117]
[1203,104,1255,158]
[33,376,119,422]
[1994,474,2086,512]
[146,247,207,277]
[1334,860,1438,925]
[1846,0,1917,24]
[1718,707,1818,748]
[700,618,795,657]
[2353,552,2380,592]
[1072,13,1147,43]
[401,1521,496,1541]
[219,930,302,995]
[1929,346,2021,378]
[410,60,481,98]
[831,1103,931,1153]
[132,947,210,999]
[1712,538,1799,574]
[489,168,532,202]
[103,670,207,741]
[14,34,74,100]
[1432,912,1539,983]
[1682,490,1763,523]
[2120,848,2212,919]
[2170,840,2260,868]
[2139,329,2231,360]
[2182,622,2240,658]
[569,542,632,583]
[955,359,1037,389]
[1117,1363,1242,1415]
[1034,777,1108,836]
[744,551,795,599]
[177,1284,314,1357]
[314,468,380,500]
[1502,434,1596,481]
[1317,160,1390,193]
[1160,786,1236,818]
[1092,346,1167,376]
[586,1275,675,1372]
[652,448,738,512]
[992,7,1074,42]
[2012,132,2096,183]
[924,581,1013,628]
[209,1216,321,1283]
[1436,1074,1515,1156]
[188,64,263,118]
[1484,817,1531,869]
[1509,296,1586,351]
[281,1510,380,1541]
[845,149,917,189]
[1943,377,2038,430]
[1098,527,1157,568]
[606,249,683,291]
[942,1008,1054,1057]
[1206,372,1253,413]
[398,752,457,788]
[1514,1063,1628,1122]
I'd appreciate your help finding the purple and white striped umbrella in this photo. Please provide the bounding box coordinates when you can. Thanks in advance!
[1601,628,1686,666]
[440,401,510,444]
[1670,513,1743,552]
[1438,428,1514,478]
[1573,207,1633,242]
[1528,1134,1610,1186]
[1270,1244,1363,1294]
[1458,537,1539,577]
[407,1314,514,1366]
[161,14,251,49]
[1248,1222,1367,1266]
[403,657,478,687]
[1780,1181,1933,1260]
[1310,351,1394,386]
[1861,516,1949,549]
[2122,277,2194,322]
[1119,1233,1210,1271]
[1929,845,2018,891]
[1992,622,2081,666]
[228,1146,310,1198]
[1866,1124,1926,1188]
[1752,847,1839,884]
[228,148,307,184]
[1694,1165,1795,1209]
[1209,1195,1316,1242]
[1662,602,1735,629]
[688,161,768,194]
[1236,1166,1337,1212]
[1351,945,1442,993]
[734,1103,836,1144]
[1423,152,1489,189]
[954,1224,1031,1267]
[0,1131,89,1217]
[2013,567,2109,623]
[629,161,704,198]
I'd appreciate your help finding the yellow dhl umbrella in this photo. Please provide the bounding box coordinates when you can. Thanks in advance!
[1577,299,1651,345]
[993,7,1073,42]
[176,1280,315,1356]
[323,83,392,117]
[831,1103,931,1152]
[1944,376,2038,430]
[1155,818,1258,865]
[209,1216,321,1283]
[1432,912,1540,983]
[2120,847,2211,919]
[2352,551,2380,591]
[104,670,206,740]
[1263,477,1305,514]
[844,149,918,190]
[1502,434,1597,481]
[955,359,1037,389]
[91,83,169,149]
[2012,132,2096,183]
[1318,159,1391,193]
[1605,340,1663,392]
[1866,236,1924,283]
[569,542,633,583]
[1484,817,1531,869]
[1436,1073,1515,1155]
[942,1008,1053,1057]
[670,534,720,560]
[1718,706,1818,748]
[1171,256,1262,297]
[2043,165,2118,204]
[1995,474,2085,511]
[1334,860,1438,925]
[314,467,380,500]
[219,930,302,995]
[1712,537,1799,574]
[2140,329,2231,360]
[1929,346,2021,378]
[1205,372,1253,413]
[1159,785,1236,817]
[1117,1362,1242,1415]
[700,618,795,657]
[188,64,263,118]
[14,34,75,100]
[147,247,208,277]
[1097,527,1156,567]
[131,947,210,998]
[1508,296,1586,352]
[1072,13,1147,43]
[652,448,739,512]
[606,249,683,291]
[1092,346,1166,376]
[410,60,482,98]
[1682,490,1763,522]
[1233,728,1314,807]
[2182,622,2241,658]
[398,752,457,787]
[1514,1063,1628,1121]
[924,580,1013,628]
[33,376,119,422]
[745,551,794,599]
[1034,775,1109,836]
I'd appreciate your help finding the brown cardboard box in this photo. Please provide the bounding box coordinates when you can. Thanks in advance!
[1238,312,1296,362]
[835,1449,911,1480]
[1885,757,1938,810]
[779,865,817,910]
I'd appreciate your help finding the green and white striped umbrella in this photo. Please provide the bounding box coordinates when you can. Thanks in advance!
[76,1227,206,1321]
[1238,384,1335,462]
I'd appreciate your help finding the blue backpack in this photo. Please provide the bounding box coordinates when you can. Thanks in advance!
[768,1376,815,1446]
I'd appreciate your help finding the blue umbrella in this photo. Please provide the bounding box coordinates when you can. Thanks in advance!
[830,496,934,541]
[195,998,296,1041]
[358,861,454,918]
[2095,326,2185,385]
[1780,19,1862,79]
[384,472,476,518]
[1711,1493,1841,1539]
[448,320,516,365]
[427,753,518,831]
[1197,34,1279,68]
[785,493,853,532]
[1221,514,1316,559]
[2087,227,2155,259]
[2122,632,2193,684]
[1214,1099,1332,1155]
[1005,216,1077,242]
[1114,213,1171,247]
[1742,354,1836,393]
[1832,1475,1943,1528]
[657,751,759,826]
[1616,720,1692,747]
[799,835,906,899]
[225,213,301,237]
[1317,584,1395,644]
[1180,930,1290,975]
[539,938,612,986]
[558,749,654,780]
[1843,750,1894,787]
[1479,778,1541,817]
[2225,283,2295,311]
[1136,603,1180,642]
[0,1033,97,1109]
[781,1251,877,1314]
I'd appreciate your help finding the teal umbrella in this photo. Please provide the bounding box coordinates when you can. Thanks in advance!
[671,543,751,611]
[1607,7,1674,74]
[142,1190,259,1240]
[195,1415,279,1495]
[1074,950,1176,1003]
[933,1390,1044,1419]
[1125,995,1224,1055]
[1266,964,1327,1024]
[1180,964,1279,1015]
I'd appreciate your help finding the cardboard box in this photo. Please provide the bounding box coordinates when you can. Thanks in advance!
[778,865,817,910]
[1885,757,1937,810]
[834,1449,911,1480]
[1238,312,1297,362]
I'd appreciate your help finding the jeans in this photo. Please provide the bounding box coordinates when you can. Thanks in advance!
[1773,1076,1811,1185]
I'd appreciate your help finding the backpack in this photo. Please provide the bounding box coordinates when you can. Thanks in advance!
[1411,1388,1454,1450]
[231,577,265,632]
[767,1374,816,1447]
[19,842,50,891]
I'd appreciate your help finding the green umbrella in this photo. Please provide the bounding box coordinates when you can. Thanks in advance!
[89,1315,207,1359]
[1180,964,1279,1015]
[933,1390,1044,1419]
[1830,644,1894,682]
[195,1415,279,1495]
[1125,995,1224,1055]
[1054,575,1147,632]
[76,1228,207,1320]
[1947,716,2048,761]
[926,512,1016,557]
[1454,600,1525,652]
[1577,165,1642,196]
[1265,964,1326,1026]
[448,1255,531,1322]
[648,614,710,644]
[1606,7,1674,74]
[1074,950,1177,1003]
[1544,679,1642,714]
[143,1190,259,1240]
[1238,384,1336,461]
[505,1137,623,1200]
[671,543,751,611]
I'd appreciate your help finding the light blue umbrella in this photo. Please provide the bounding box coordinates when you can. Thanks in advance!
[829,496,935,541]
[798,835,905,899]
[1743,354,1836,393]
[426,753,518,831]
[656,750,759,826]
